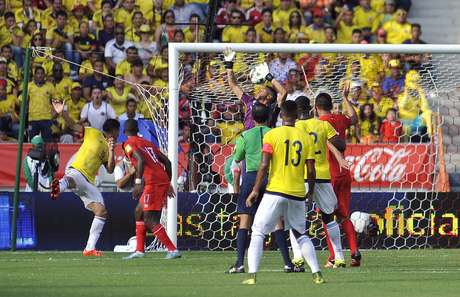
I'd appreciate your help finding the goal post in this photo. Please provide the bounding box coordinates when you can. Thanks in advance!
[167,43,459,248]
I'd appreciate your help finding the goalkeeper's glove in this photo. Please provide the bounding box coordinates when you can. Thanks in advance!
[250,62,274,84]
[223,48,236,69]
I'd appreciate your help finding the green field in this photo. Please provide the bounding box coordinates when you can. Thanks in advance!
[1,250,459,297]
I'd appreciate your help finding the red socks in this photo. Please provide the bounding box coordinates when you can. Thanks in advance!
[342,219,358,255]
[152,224,177,252]
[136,221,146,253]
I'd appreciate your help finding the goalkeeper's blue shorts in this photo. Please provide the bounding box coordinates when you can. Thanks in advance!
[237,171,267,216]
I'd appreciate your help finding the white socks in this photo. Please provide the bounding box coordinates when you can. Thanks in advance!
[247,230,264,274]
[289,229,302,260]
[59,178,69,192]
[297,235,320,273]
[326,221,344,260]
[85,216,106,250]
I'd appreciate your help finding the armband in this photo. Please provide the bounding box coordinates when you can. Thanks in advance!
[135,178,142,185]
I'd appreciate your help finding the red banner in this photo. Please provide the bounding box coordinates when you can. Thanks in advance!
[0,143,434,190]
[345,144,434,189]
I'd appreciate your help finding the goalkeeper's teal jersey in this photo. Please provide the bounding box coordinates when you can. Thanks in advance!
[233,125,271,172]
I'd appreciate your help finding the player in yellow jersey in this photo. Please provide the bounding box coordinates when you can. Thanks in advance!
[292,96,349,269]
[243,101,324,285]
[50,100,120,257]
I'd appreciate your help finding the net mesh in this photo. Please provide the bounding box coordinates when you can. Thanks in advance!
[31,46,460,250]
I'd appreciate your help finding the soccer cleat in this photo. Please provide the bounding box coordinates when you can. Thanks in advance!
[165,250,181,259]
[123,251,145,260]
[284,265,305,273]
[83,249,103,257]
[351,251,362,267]
[226,265,245,274]
[292,257,305,268]
[324,259,335,268]
[242,274,256,285]
[50,178,60,200]
[312,272,325,284]
[333,259,346,268]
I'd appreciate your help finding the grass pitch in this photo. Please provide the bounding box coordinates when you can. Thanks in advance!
[0,250,459,297]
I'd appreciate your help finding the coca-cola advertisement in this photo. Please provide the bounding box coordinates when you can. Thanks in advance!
[345,144,435,190]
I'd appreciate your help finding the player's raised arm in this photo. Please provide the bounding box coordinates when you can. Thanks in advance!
[246,151,271,207]
[271,78,287,107]
[224,48,244,99]
[342,85,358,125]
[105,136,116,174]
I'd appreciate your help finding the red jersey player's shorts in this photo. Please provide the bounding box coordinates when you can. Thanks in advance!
[331,173,352,219]
[140,183,170,211]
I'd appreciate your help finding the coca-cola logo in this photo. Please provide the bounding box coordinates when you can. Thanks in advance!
[346,147,412,182]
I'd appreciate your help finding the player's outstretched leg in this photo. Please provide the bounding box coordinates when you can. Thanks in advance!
[83,202,107,257]
[291,229,324,284]
[144,211,181,259]
[289,229,305,270]
[322,213,345,268]
[124,205,146,260]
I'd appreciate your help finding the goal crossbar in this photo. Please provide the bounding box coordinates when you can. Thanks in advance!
[166,42,460,245]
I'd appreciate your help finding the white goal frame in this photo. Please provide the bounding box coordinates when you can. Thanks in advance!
[166,42,460,245]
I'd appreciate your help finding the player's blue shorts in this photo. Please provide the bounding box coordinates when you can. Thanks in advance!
[237,171,267,216]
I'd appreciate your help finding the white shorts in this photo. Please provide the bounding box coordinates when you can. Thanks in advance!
[306,182,337,215]
[252,193,306,235]
[66,168,105,210]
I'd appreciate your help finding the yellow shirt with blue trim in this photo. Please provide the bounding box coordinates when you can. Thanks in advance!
[71,127,109,184]
[295,118,337,181]
[263,126,315,199]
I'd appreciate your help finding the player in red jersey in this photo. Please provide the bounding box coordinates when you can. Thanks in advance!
[122,119,181,260]
[316,91,362,267]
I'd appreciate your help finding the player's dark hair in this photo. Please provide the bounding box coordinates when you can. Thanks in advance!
[280,100,297,120]
[315,92,333,111]
[103,119,120,133]
[252,102,270,124]
[124,119,139,135]
[295,96,312,115]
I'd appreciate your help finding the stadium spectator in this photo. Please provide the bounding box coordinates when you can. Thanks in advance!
[27,66,54,141]
[105,24,134,72]
[0,78,17,138]
[336,5,358,43]
[91,1,114,34]
[46,10,74,70]
[217,109,244,145]
[125,11,145,43]
[114,156,135,192]
[246,0,265,26]
[74,21,97,70]
[356,103,379,144]
[269,53,297,83]
[368,82,395,120]
[380,0,397,25]
[397,70,432,140]
[183,14,205,42]
[50,62,73,102]
[3,11,23,67]
[273,27,287,43]
[136,24,157,65]
[351,28,363,44]
[70,5,89,34]
[80,87,116,131]
[173,29,185,42]
[379,108,402,143]
[125,59,151,85]
[285,69,307,101]
[118,98,144,121]
[115,46,139,76]
[353,0,380,33]
[382,8,411,44]
[106,76,130,116]
[82,58,113,99]
[41,0,64,30]
[148,45,168,79]
[15,0,41,29]
[382,59,404,100]
[273,0,296,29]
[222,9,247,43]
[403,23,426,44]
[306,8,326,43]
[375,28,387,44]
[216,0,239,30]
[114,0,136,29]
[255,8,274,43]
[64,82,85,126]
[172,0,204,29]
[79,52,109,79]
[97,14,115,51]
[154,10,176,50]
[286,10,307,43]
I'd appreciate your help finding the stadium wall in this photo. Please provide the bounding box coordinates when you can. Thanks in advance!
[0,192,459,251]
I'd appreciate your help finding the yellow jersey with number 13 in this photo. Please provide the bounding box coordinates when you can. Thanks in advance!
[71,127,109,184]
[262,126,315,200]
[295,118,337,181]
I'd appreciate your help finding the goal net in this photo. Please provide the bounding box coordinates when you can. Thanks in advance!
[168,43,457,251]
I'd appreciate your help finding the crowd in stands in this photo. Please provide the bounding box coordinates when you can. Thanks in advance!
[0,0,432,148]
